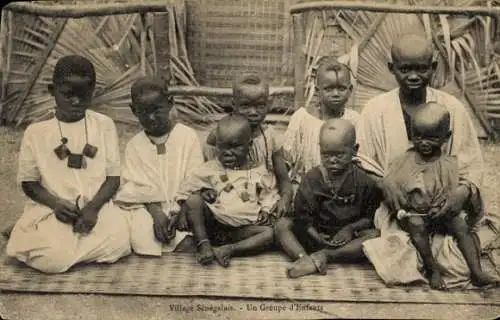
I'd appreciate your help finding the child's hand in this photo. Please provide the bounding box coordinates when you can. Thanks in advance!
[54,199,80,224]
[73,205,99,234]
[201,188,217,204]
[380,179,408,212]
[466,212,482,228]
[328,226,354,248]
[171,209,189,232]
[152,213,175,244]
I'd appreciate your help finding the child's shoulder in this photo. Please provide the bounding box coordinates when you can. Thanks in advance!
[173,122,198,136]
[303,165,324,182]
[191,159,223,179]
[352,163,378,187]
[87,109,115,126]
[25,116,54,131]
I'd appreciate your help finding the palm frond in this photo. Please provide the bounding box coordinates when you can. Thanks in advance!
[2,4,223,128]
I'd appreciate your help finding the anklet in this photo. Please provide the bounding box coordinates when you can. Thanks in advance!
[196,239,210,248]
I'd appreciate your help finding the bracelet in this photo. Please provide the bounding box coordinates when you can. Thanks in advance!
[196,239,210,248]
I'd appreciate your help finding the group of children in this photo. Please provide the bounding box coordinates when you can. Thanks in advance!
[5,53,499,289]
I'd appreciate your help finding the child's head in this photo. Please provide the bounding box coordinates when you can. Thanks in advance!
[215,114,252,169]
[130,76,174,137]
[315,57,353,113]
[232,73,270,128]
[49,55,96,122]
[319,118,358,175]
[411,102,451,157]
[316,57,352,111]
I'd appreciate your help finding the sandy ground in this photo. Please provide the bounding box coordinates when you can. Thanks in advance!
[0,124,499,320]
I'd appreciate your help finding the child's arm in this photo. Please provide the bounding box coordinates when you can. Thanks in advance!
[144,202,176,244]
[74,119,121,234]
[73,176,120,234]
[294,171,327,244]
[343,218,373,234]
[18,126,79,224]
[305,225,328,244]
[22,181,80,224]
[272,148,294,216]
[175,162,215,204]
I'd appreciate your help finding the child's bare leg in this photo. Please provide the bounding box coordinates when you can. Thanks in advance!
[306,228,380,277]
[448,215,500,287]
[400,216,445,290]
[274,217,307,260]
[185,194,214,265]
[321,228,380,263]
[213,225,274,267]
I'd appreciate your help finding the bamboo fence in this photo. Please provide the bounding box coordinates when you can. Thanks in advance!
[0,2,222,128]
[2,0,500,138]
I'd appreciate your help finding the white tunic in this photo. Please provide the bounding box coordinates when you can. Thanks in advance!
[115,123,204,256]
[7,110,131,273]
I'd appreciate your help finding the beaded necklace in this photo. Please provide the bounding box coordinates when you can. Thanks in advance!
[319,165,356,205]
[53,114,98,169]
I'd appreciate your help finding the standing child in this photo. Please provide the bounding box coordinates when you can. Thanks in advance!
[367,102,499,289]
[204,74,293,218]
[274,118,382,278]
[176,115,280,267]
[114,76,204,256]
[282,58,360,182]
[6,55,131,273]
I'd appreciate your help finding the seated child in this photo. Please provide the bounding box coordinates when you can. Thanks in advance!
[176,115,280,267]
[204,74,293,218]
[282,57,360,182]
[6,55,131,273]
[274,118,382,278]
[384,101,499,289]
[114,76,204,256]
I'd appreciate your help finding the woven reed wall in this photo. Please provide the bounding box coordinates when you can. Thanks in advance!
[185,0,296,89]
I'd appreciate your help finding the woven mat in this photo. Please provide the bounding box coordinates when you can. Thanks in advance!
[1,251,499,305]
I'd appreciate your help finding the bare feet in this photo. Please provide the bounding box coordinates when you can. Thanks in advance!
[427,268,446,290]
[287,255,317,279]
[310,250,328,275]
[213,245,232,268]
[471,271,500,288]
[286,251,328,279]
[197,241,215,265]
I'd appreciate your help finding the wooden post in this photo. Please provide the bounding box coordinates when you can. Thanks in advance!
[146,13,158,75]
[293,13,306,110]
[140,13,147,76]
[5,18,68,124]
[152,11,170,82]
[4,2,169,18]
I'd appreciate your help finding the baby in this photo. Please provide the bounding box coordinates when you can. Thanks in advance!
[384,101,499,289]
[176,114,279,267]
[204,74,293,218]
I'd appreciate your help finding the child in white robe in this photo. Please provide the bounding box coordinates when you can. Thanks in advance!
[6,55,131,273]
[282,58,359,184]
[114,76,204,256]
[176,115,280,267]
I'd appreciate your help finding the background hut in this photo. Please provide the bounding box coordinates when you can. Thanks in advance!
[1,0,499,138]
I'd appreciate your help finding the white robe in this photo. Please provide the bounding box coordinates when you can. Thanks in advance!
[7,110,131,273]
[356,88,499,288]
[114,123,204,256]
[175,160,280,227]
[281,107,360,182]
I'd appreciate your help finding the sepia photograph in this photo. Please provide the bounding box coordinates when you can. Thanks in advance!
[0,0,499,319]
